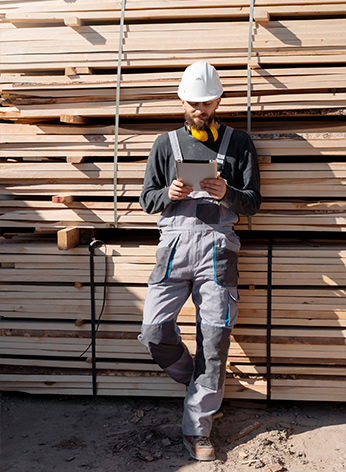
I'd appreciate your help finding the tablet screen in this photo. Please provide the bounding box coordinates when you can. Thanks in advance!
[175,160,217,191]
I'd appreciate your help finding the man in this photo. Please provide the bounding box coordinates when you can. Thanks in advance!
[138,61,261,461]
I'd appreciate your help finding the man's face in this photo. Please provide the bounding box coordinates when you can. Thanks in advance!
[182,98,221,130]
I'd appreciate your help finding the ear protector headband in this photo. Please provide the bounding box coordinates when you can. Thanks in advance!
[190,125,218,142]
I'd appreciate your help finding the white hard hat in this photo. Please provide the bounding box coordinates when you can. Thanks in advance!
[178,61,223,102]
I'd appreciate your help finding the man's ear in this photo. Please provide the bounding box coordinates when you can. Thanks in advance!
[216,97,221,109]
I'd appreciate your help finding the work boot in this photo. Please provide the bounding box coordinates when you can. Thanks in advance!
[183,435,215,461]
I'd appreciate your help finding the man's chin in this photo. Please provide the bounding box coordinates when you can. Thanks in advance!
[193,118,208,130]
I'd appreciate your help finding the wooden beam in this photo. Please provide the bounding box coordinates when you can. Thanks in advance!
[66,156,87,164]
[64,17,82,27]
[75,67,93,75]
[52,196,74,204]
[60,114,91,124]
[65,67,78,77]
[57,227,80,251]
[254,8,271,23]
[249,57,261,69]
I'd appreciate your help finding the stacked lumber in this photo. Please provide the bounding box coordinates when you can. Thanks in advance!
[1,0,345,111]
[0,120,345,231]
[2,0,346,22]
[269,240,346,401]
[1,12,345,73]
[0,0,345,401]
[1,0,345,232]
[0,234,268,398]
[1,121,345,162]
[0,235,345,401]
[1,67,345,120]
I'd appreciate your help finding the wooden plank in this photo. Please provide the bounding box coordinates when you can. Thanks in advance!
[4,3,346,23]
[63,16,82,27]
[3,0,346,14]
[57,227,80,250]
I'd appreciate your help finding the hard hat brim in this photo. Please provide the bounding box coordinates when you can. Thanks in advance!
[177,91,222,102]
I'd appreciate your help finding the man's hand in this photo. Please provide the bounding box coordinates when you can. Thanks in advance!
[169,179,194,201]
[200,174,227,200]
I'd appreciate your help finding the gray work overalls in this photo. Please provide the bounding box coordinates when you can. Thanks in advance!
[138,126,240,437]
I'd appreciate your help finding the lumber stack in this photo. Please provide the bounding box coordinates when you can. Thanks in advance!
[0,233,268,399]
[0,235,345,401]
[0,0,345,232]
[1,7,345,73]
[0,0,345,401]
[0,121,345,231]
[269,240,346,401]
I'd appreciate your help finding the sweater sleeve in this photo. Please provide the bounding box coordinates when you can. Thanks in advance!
[139,135,175,214]
[220,131,262,216]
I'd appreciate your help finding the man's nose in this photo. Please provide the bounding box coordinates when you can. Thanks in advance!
[194,103,206,114]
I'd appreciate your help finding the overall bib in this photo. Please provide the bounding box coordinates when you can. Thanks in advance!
[138,127,240,436]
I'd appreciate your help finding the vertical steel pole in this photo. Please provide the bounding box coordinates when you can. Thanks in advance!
[247,0,255,231]
[114,0,127,226]
[266,239,273,402]
[89,244,97,396]
[247,0,255,136]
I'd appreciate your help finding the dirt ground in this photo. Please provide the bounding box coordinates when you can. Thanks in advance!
[1,392,345,472]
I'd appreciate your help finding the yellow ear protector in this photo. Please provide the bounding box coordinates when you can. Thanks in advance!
[191,125,218,142]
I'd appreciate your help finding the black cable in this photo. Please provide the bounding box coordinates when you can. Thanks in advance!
[80,239,107,397]
[79,240,107,397]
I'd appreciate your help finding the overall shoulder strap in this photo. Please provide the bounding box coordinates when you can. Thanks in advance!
[169,127,233,164]
[216,126,233,167]
[168,130,183,161]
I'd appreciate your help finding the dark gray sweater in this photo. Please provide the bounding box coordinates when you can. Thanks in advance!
[139,124,262,216]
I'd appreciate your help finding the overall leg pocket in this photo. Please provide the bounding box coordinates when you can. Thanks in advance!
[213,234,240,287]
[148,235,180,284]
[225,287,240,328]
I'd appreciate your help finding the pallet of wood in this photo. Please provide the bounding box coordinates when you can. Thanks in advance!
[2,0,346,23]
[0,0,345,402]
[0,233,268,398]
[1,1,345,233]
[0,120,345,232]
[0,167,344,232]
[1,75,345,120]
[1,122,345,160]
[0,369,268,399]
[0,235,345,400]
[1,15,345,72]
[1,66,345,96]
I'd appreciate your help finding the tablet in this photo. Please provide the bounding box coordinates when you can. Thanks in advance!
[175,160,217,191]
